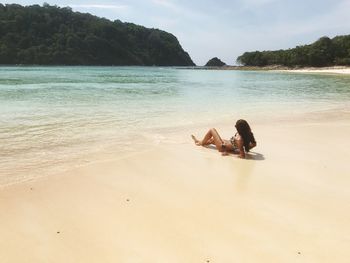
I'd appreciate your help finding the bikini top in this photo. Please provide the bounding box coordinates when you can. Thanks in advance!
[230,133,239,149]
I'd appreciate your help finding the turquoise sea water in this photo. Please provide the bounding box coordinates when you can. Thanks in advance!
[1,66,350,185]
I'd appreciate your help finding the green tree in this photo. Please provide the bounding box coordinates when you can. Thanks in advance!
[236,35,350,67]
[0,3,195,66]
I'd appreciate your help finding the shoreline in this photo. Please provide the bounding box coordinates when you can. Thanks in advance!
[1,112,350,262]
[277,66,350,75]
[1,106,349,188]
[2,65,349,188]
[183,65,350,75]
[2,64,350,75]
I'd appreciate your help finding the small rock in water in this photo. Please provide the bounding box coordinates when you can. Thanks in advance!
[126,199,130,202]
[298,251,301,255]
[57,231,60,234]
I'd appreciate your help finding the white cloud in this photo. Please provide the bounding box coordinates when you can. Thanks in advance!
[5,0,347,65]
[239,0,277,9]
[152,0,174,7]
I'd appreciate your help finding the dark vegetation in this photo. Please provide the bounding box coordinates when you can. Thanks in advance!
[205,57,226,67]
[237,35,350,67]
[0,3,195,66]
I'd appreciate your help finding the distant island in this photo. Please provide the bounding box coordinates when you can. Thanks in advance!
[237,35,350,67]
[0,4,195,66]
[205,57,226,67]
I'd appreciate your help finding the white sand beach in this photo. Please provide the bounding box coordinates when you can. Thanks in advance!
[279,66,350,75]
[1,113,350,263]
[1,2,350,262]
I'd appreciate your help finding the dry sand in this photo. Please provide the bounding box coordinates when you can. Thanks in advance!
[198,65,350,75]
[278,66,350,75]
[1,115,350,262]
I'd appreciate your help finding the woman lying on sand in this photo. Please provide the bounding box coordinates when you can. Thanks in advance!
[191,119,256,158]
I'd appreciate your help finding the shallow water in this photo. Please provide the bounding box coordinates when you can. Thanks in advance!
[1,66,350,185]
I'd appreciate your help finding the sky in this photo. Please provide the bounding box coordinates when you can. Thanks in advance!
[2,0,350,65]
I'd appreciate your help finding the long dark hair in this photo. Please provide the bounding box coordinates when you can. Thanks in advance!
[235,119,256,152]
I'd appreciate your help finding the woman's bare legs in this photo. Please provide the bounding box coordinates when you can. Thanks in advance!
[191,128,224,152]
[191,135,213,146]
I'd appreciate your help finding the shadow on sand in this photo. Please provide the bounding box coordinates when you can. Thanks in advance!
[204,145,265,161]
[245,151,265,161]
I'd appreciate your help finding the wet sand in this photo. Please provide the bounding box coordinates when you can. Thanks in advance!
[0,116,350,262]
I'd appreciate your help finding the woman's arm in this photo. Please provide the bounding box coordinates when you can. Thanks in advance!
[237,140,245,158]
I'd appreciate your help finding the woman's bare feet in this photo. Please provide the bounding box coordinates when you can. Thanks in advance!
[191,135,201,146]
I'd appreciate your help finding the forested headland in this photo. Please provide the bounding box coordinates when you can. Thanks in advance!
[0,4,195,66]
[205,57,226,67]
[237,35,350,67]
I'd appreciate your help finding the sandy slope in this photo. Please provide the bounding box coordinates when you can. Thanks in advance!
[0,117,350,262]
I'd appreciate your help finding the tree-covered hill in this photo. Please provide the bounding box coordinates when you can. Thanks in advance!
[237,35,350,67]
[0,4,195,66]
[205,57,226,67]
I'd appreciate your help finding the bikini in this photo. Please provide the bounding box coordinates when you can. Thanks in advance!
[230,133,239,152]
